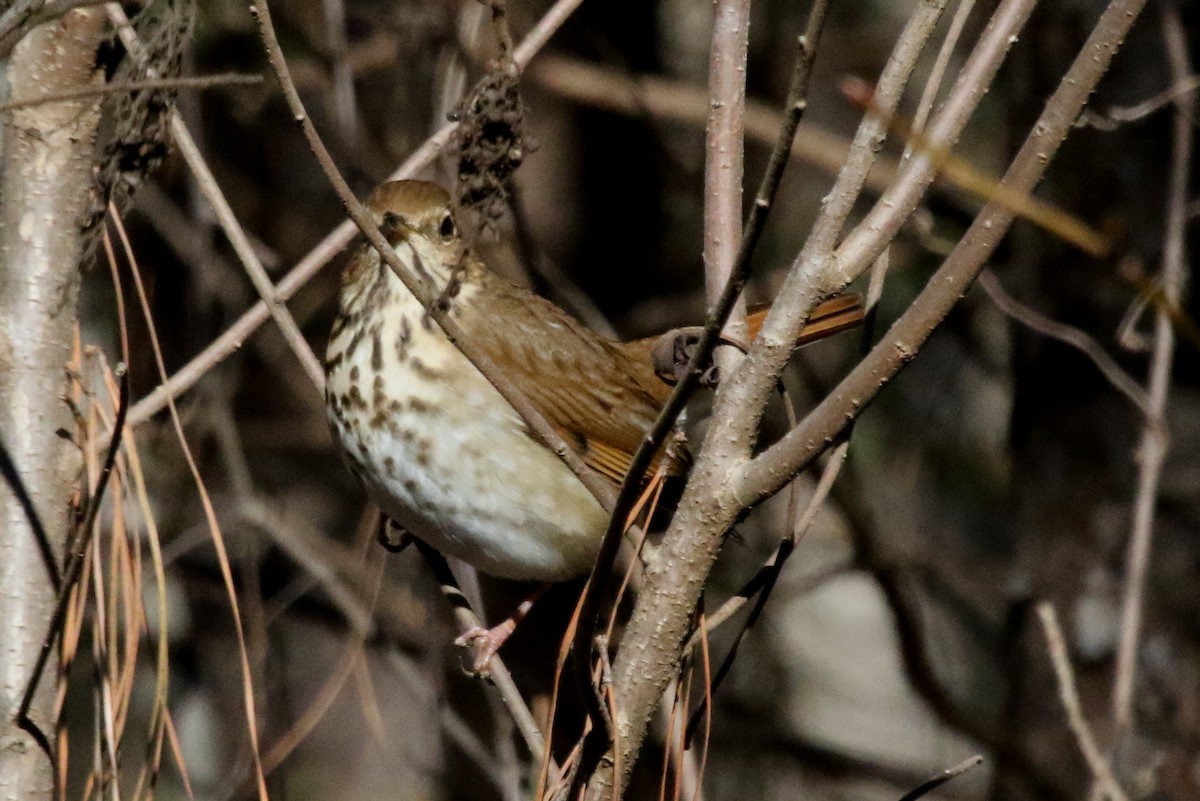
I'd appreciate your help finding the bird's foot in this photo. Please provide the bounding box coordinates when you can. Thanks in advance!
[454,620,518,677]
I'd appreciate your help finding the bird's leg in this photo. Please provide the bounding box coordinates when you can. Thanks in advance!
[455,583,550,676]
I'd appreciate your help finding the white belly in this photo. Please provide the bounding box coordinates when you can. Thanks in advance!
[326,305,608,581]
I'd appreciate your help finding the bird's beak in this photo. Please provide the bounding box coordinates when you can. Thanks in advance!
[380,212,412,247]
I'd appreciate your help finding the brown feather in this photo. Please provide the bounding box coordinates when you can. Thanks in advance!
[621,294,865,368]
[754,294,866,345]
[457,258,687,484]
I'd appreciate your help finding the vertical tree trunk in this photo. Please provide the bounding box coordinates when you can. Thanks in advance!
[0,9,105,800]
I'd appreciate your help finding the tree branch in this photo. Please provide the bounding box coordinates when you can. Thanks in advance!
[120,0,585,435]
[0,8,107,799]
[583,4,951,797]
[737,0,1144,503]
[1110,0,1191,748]
[589,0,1150,795]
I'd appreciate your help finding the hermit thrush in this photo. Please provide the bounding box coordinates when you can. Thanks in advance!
[325,180,862,585]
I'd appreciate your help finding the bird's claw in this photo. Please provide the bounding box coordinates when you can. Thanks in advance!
[454,621,517,677]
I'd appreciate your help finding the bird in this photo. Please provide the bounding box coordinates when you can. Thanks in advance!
[324,179,862,667]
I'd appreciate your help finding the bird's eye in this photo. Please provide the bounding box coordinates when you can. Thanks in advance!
[439,213,456,238]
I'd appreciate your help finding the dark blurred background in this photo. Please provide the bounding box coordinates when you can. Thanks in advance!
[61,0,1200,799]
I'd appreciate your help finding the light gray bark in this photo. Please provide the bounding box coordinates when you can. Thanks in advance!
[0,9,105,800]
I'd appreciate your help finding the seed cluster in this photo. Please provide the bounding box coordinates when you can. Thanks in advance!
[451,60,531,229]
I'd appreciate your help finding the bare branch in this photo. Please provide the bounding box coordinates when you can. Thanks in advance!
[1111,0,1191,743]
[105,3,326,392]
[1036,603,1130,801]
[0,73,262,112]
[978,270,1151,414]
[122,0,584,433]
[585,4,950,796]
[703,0,751,338]
[413,543,550,768]
[737,0,1146,504]
[896,754,984,801]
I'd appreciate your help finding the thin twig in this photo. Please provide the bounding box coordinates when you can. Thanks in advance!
[572,5,832,756]
[702,0,751,340]
[831,0,1039,288]
[896,754,984,801]
[910,0,977,137]
[978,270,1151,415]
[0,73,262,112]
[413,542,550,768]
[1077,73,1200,129]
[1111,2,1191,742]
[878,0,977,327]
[524,55,900,191]
[600,0,1150,795]
[104,4,326,392]
[15,365,128,751]
[736,0,1140,505]
[120,0,584,434]
[1036,603,1130,801]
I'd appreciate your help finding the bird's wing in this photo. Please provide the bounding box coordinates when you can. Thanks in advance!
[620,294,866,368]
[459,266,686,485]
